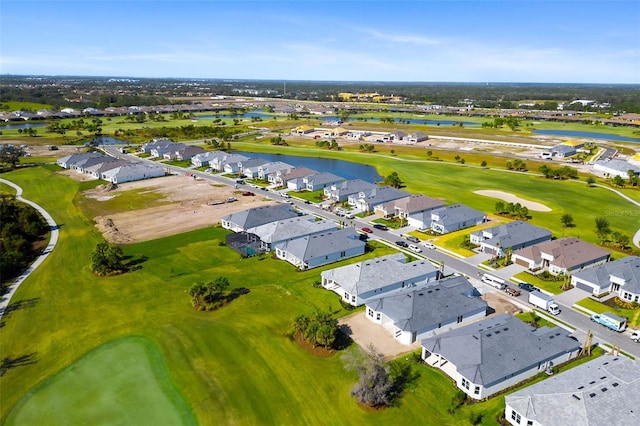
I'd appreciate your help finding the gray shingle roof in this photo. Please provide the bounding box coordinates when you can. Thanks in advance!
[304,171,344,186]
[222,205,299,229]
[431,204,486,227]
[247,216,337,244]
[505,355,640,426]
[326,179,376,197]
[475,220,552,249]
[274,227,364,261]
[321,253,439,296]
[367,276,487,332]
[421,314,581,388]
[573,256,640,294]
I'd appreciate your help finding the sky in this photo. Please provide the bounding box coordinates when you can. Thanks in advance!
[1,0,639,84]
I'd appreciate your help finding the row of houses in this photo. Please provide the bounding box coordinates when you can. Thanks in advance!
[56,152,165,184]
[141,140,207,161]
[292,125,429,144]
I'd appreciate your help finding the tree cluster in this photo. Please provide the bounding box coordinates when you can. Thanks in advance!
[506,159,527,171]
[342,344,394,408]
[358,144,376,152]
[189,276,231,311]
[539,164,578,180]
[315,139,340,150]
[293,310,338,349]
[383,172,403,188]
[0,144,26,169]
[481,117,521,130]
[595,217,630,250]
[494,201,530,220]
[270,136,288,146]
[90,240,125,276]
[0,194,48,284]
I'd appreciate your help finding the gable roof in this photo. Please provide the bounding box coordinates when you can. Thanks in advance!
[514,237,610,269]
[274,228,364,261]
[572,256,640,294]
[474,220,552,249]
[421,314,581,388]
[353,185,410,206]
[247,216,337,244]
[222,204,299,229]
[278,167,318,180]
[321,253,439,296]
[304,171,344,186]
[392,194,446,214]
[367,276,487,332]
[57,152,103,167]
[327,179,376,196]
[505,355,640,426]
[431,204,486,226]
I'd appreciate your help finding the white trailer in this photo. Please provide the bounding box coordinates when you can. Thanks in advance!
[528,290,560,315]
[480,274,506,290]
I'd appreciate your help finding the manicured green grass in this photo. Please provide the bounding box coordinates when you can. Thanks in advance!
[292,189,325,202]
[513,272,565,295]
[0,101,53,112]
[575,298,640,329]
[4,336,196,426]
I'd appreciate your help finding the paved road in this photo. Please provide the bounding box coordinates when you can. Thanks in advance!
[0,178,59,321]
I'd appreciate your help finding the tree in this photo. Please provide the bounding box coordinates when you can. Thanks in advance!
[611,232,630,249]
[383,172,403,188]
[480,160,487,167]
[595,217,611,244]
[612,175,625,187]
[560,213,574,228]
[293,310,337,349]
[189,282,207,308]
[426,150,432,158]
[343,344,393,407]
[0,145,25,169]
[90,240,125,276]
[494,201,506,214]
[586,176,596,187]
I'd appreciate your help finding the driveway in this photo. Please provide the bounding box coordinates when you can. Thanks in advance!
[338,311,421,360]
[554,287,591,307]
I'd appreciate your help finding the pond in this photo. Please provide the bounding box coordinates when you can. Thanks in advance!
[233,151,382,183]
[532,129,640,143]
[90,136,131,145]
[0,122,47,130]
[317,115,480,127]
[195,112,272,120]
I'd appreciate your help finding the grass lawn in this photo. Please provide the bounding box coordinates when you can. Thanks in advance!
[575,298,640,329]
[513,272,566,295]
[4,336,196,426]
[292,189,325,203]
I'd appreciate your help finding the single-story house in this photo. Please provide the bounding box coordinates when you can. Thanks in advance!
[511,237,611,276]
[303,172,344,191]
[211,154,250,172]
[100,163,165,184]
[470,220,553,257]
[407,132,429,144]
[421,314,581,400]
[374,194,446,219]
[323,127,349,138]
[140,139,173,154]
[151,142,186,158]
[221,204,300,233]
[56,152,104,169]
[74,156,122,174]
[235,158,268,175]
[191,151,226,168]
[274,227,365,270]
[570,256,640,301]
[428,204,487,234]
[272,167,317,188]
[321,252,441,306]
[324,179,377,203]
[593,159,640,179]
[348,186,410,213]
[292,125,315,135]
[505,355,640,426]
[246,216,337,251]
[164,145,206,161]
[365,275,487,345]
[550,144,576,158]
[260,161,294,182]
[84,159,130,179]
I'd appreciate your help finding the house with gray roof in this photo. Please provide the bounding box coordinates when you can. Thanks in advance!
[593,159,640,179]
[428,204,487,234]
[272,166,317,188]
[303,172,344,191]
[163,145,206,161]
[324,179,377,203]
[551,144,576,158]
[191,151,226,168]
[100,163,165,184]
[236,158,268,174]
[274,228,365,270]
[259,161,294,182]
[321,252,441,306]
[85,159,130,179]
[505,354,640,426]
[470,220,552,257]
[212,154,250,172]
[375,194,446,219]
[150,142,186,158]
[511,237,611,276]
[221,204,299,233]
[140,139,173,154]
[571,256,640,301]
[421,314,581,400]
[246,216,337,251]
[348,185,410,213]
[75,156,123,175]
[56,152,104,169]
[365,275,487,345]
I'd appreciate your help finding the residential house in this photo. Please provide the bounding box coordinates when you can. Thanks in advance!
[389,130,408,142]
[365,275,487,345]
[259,161,294,182]
[406,132,429,144]
[421,314,581,400]
[191,151,226,168]
[150,142,185,158]
[292,125,315,135]
[235,158,268,175]
[470,221,553,257]
[323,127,349,138]
[505,355,640,426]
[211,154,249,172]
[593,159,640,179]
[570,256,640,301]
[511,237,611,276]
[84,159,130,179]
[348,186,410,213]
[163,145,205,161]
[303,172,344,191]
[550,144,576,158]
[428,204,487,234]
[272,167,317,188]
[73,155,121,174]
[274,228,365,270]
[321,253,441,307]
[56,152,104,169]
[221,204,299,233]
[324,179,377,203]
[100,163,165,184]
[374,194,445,219]
[246,216,337,251]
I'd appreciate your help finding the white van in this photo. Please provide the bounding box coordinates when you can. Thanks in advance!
[481,274,507,290]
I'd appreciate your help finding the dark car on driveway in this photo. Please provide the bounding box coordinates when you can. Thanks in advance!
[373,224,388,231]
[396,241,408,248]
[518,282,538,292]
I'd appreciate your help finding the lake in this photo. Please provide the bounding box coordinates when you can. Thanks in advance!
[532,129,640,143]
[233,151,382,183]
[0,122,47,130]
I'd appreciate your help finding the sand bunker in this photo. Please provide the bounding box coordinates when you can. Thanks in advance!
[474,190,551,212]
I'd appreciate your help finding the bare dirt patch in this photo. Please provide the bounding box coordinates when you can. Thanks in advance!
[90,175,276,244]
[474,190,551,212]
[483,291,524,316]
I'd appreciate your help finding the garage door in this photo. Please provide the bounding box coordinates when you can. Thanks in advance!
[484,246,495,254]
[575,281,594,294]
[515,257,529,267]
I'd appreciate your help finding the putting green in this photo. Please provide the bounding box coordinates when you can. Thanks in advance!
[4,336,196,426]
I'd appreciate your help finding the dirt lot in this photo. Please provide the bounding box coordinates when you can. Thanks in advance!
[85,175,276,244]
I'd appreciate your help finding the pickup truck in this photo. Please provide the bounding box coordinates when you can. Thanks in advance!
[590,312,627,332]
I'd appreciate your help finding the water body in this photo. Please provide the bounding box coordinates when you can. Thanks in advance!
[90,136,131,145]
[0,122,47,130]
[233,151,382,183]
[196,112,272,120]
[319,115,480,127]
[532,129,640,143]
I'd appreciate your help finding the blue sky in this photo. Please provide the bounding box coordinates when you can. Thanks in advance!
[1,0,638,83]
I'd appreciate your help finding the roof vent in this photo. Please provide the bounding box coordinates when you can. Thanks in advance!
[577,386,584,390]
[601,388,608,392]
[589,393,597,398]
[486,333,492,337]
[612,383,619,387]
[503,328,509,331]
[600,376,607,380]
[572,394,581,400]
[418,293,424,296]
[589,381,596,385]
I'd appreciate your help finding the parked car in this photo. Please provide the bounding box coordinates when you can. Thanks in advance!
[242,191,255,196]
[361,227,373,233]
[281,193,291,198]
[358,233,369,241]
[518,282,538,292]
[396,241,408,248]
[373,224,388,231]
[406,236,420,243]
[408,244,422,253]
[422,241,436,249]
[505,287,521,297]
[630,331,639,343]
[304,200,311,204]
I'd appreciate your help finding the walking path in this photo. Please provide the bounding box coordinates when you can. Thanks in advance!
[0,178,59,321]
